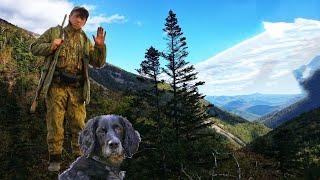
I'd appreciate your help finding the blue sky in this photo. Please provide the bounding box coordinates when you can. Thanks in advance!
[1,0,320,95]
[71,0,320,74]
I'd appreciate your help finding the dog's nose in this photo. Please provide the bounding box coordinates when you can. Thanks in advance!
[108,141,119,149]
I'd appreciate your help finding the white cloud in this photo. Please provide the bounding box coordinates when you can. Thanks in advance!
[84,14,126,32]
[195,18,320,96]
[270,69,291,79]
[0,0,73,34]
[80,4,96,11]
[263,21,294,38]
[0,0,126,34]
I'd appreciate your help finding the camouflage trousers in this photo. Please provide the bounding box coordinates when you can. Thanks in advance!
[45,83,86,158]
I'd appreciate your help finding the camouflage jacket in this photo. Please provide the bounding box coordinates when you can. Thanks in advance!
[30,24,106,104]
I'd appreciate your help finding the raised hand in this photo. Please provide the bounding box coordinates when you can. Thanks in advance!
[51,38,64,52]
[93,26,106,47]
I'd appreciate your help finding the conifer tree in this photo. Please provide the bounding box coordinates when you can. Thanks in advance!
[136,46,162,136]
[162,10,211,143]
[162,10,188,141]
[161,10,213,177]
[136,46,168,178]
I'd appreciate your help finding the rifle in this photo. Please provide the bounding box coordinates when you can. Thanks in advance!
[30,14,67,113]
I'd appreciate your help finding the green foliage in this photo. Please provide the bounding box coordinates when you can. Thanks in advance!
[212,117,271,144]
[249,108,320,177]
[211,149,284,179]
[157,81,172,91]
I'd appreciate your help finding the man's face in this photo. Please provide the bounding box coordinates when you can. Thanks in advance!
[69,11,87,30]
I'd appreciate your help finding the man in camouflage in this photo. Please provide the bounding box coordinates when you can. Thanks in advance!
[30,7,106,171]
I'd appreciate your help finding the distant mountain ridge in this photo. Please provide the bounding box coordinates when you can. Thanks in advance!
[205,93,304,121]
[258,68,320,128]
[256,97,307,128]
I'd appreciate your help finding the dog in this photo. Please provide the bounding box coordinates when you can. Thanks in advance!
[59,114,141,180]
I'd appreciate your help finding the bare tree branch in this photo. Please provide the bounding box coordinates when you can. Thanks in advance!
[181,164,193,180]
[211,150,241,180]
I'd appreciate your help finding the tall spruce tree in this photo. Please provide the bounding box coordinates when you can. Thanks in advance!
[162,10,211,141]
[162,10,212,176]
[162,10,188,141]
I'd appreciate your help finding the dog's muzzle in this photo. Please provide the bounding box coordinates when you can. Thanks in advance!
[103,138,124,158]
[108,139,120,150]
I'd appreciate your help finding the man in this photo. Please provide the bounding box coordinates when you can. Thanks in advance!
[30,6,106,171]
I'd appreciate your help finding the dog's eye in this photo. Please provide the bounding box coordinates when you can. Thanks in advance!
[114,126,122,134]
[98,128,107,133]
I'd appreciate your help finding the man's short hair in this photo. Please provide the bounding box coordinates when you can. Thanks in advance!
[70,6,89,20]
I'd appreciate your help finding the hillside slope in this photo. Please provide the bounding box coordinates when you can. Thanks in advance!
[249,108,320,177]
[89,63,151,93]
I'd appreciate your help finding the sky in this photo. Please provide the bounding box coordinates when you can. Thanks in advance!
[1,0,320,96]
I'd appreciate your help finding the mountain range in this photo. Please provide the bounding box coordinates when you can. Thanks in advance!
[205,93,304,121]
[257,67,320,128]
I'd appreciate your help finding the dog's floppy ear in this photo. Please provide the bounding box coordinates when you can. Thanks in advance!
[120,116,141,158]
[79,117,98,157]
